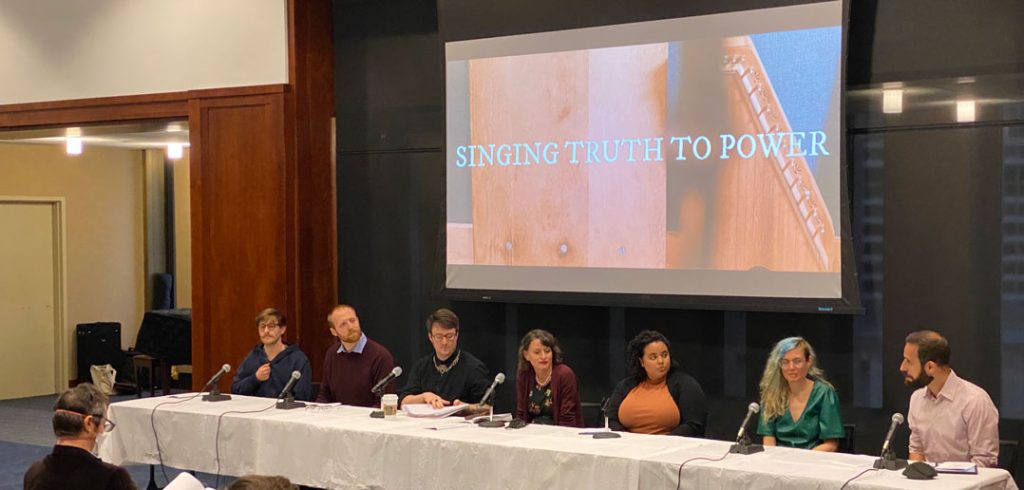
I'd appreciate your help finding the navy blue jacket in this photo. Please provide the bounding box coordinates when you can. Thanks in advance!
[231,343,313,401]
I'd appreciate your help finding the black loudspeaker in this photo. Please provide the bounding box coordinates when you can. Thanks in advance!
[76,322,123,383]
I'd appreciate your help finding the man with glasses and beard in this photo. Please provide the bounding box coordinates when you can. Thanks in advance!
[316,304,396,407]
[398,308,491,409]
[24,383,135,490]
[901,330,999,467]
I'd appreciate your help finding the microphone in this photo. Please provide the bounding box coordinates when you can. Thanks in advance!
[202,364,230,391]
[371,366,403,395]
[873,413,908,470]
[201,364,232,402]
[736,402,760,442]
[729,401,764,455]
[276,370,306,410]
[478,372,505,405]
[881,413,905,453]
[278,370,302,399]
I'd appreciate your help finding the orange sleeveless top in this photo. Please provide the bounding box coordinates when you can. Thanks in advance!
[618,380,680,435]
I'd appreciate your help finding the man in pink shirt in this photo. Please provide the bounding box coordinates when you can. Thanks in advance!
[901,330,1000,467]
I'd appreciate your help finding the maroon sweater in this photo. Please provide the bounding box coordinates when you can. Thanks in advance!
[316,336,396,407]
[515,363,583,427]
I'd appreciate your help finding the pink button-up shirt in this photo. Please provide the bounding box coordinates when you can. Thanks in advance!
[907,370,1000,467]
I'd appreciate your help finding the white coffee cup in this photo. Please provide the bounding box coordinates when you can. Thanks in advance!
[381,394,398,417]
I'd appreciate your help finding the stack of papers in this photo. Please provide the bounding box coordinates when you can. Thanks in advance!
[402,404,469,418]
[934,462,978,474]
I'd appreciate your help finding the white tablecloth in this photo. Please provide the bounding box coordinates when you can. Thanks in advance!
[99,395,1017,490]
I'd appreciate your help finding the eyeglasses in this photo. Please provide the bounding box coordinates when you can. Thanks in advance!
[100,417,116,432]
[780,358,807,368]
[430,332,458,342]
[54,409,116,431]
[258,322,281,330]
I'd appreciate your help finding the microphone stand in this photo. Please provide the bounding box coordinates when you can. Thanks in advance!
[593,398,620,439]
[202,379,231,402]
[729,432,764,455]
[729,409,763,455]
[872,448,908,470]
[477,391,505,428]
[369,386,386,418]
[276,392,305,410]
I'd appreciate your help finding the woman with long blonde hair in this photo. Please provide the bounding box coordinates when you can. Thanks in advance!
[756,337,844,451]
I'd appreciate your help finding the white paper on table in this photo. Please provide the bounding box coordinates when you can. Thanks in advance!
[163,472,214,490]
[402,403,469,418]
[934,461,978,474]
[425,420,473,430]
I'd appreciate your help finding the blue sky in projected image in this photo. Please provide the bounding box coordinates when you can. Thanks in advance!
[751,27,841,173]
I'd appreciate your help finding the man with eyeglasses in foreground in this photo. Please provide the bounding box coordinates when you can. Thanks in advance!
[231,308,313,401]
[24,383,135,490]
[399,308,491,409]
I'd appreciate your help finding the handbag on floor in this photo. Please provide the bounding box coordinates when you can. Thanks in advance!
[89,364,117,395]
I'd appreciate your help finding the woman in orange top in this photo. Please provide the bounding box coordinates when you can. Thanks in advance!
[607,330,707,436]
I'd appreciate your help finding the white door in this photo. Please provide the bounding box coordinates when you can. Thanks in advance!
[0,201,59,399]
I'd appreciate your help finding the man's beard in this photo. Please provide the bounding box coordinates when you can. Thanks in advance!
[904,371,933,390]
[340,330,361,344]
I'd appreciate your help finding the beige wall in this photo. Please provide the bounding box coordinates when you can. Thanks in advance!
[0,0,288,104]
[0,143,145,381]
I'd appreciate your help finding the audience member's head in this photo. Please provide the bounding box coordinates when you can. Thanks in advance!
[226,475,297,490]
[52,383,113,446]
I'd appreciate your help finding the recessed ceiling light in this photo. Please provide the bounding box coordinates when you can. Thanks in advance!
[956,100,976,123]
[167,143,184,160]
[882,89,903,114]
[66,138,83,155]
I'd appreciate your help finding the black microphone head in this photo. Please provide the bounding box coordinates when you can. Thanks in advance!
[495,372,505,384]
[290,370,301,380]
[748,402,760,413]
[892,413,905,424]
[392,366,403,377]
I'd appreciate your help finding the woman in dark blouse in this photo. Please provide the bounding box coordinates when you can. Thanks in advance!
[607,330,707,437]
[514,329,583,427]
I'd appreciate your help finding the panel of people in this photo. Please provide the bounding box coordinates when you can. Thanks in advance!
[23,306,1005,489]
[221,305,1002,467]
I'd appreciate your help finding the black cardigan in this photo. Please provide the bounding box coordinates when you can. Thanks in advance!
[607,370,708,437]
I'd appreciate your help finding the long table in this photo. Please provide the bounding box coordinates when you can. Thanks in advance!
[99,395,1017,490]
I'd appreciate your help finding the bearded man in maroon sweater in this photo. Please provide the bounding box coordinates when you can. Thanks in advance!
[315,305,397,407]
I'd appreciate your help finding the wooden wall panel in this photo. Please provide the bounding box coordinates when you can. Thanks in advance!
[289,0,338,381]
[0,91,188,128]
[188,89,298,392]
